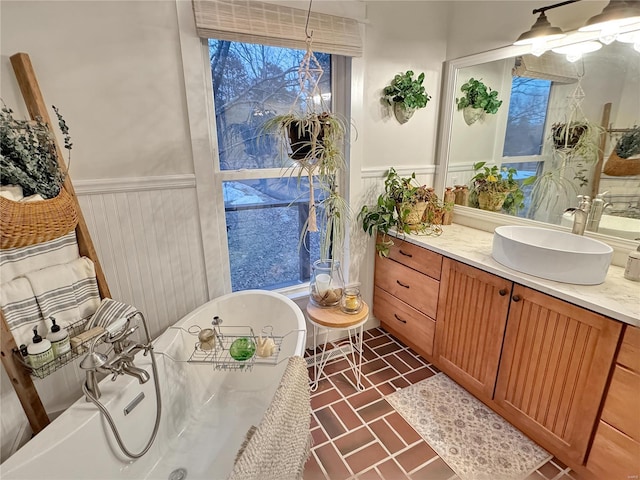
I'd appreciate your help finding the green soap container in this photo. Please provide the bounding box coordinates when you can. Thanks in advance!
[229,337,256,361]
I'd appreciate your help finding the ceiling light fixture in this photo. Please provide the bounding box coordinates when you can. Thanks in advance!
[551,40,603,61]
[579,0,640,32]
[514,5,572,46]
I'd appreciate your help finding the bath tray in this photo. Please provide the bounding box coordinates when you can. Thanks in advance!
[165,325,296,371]
[12,317,103,379]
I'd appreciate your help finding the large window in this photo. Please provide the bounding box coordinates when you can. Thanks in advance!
[503,77,552,158]
[210,40,336,292]
[502,77,552,218]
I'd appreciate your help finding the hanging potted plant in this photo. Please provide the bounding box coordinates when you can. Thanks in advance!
[260,40,352,263]
[455,78,502,125]
[359,168,441,257]
[0,102,77,248]
[382,70,432,124]
[603,125,640,176]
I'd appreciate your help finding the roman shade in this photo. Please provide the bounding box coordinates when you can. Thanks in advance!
[513,54,578,84]
[192,0,363,57]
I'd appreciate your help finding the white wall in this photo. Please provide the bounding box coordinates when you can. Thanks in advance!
[1,0,193,180]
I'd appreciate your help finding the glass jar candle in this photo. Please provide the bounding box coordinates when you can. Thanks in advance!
[340,286,363,314]
[310,259,344,308]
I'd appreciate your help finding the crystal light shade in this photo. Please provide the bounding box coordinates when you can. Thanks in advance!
[514,12,566,45]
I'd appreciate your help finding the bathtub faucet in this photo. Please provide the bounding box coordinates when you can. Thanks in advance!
[80,324,153,400]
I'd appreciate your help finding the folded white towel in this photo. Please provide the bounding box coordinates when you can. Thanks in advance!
[22,193,45,202]
[25,257,101,329]
[0,185,24,202]
[0,231,80,284]
[0,277,47,347]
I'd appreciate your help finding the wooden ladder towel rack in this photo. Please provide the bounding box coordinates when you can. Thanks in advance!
[0,52,111,435]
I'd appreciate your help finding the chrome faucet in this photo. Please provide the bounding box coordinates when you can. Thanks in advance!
[564,195,591,235]
[586,192,612,233]
[79,322,153,400]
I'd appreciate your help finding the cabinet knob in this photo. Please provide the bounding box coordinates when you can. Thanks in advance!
[399,249,413,258]
[512,294,521,302]
[394,314,407,324]
[396,280,410,289]
[499,288,508,296]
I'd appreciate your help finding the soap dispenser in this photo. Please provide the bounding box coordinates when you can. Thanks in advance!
[624,244,640,282]
[48,317,71,358]
[27,327,54,369]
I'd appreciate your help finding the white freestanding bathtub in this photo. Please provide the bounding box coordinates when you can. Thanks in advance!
[0,290,307,480]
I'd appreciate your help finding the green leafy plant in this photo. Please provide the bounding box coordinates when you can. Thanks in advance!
[382,71,431,110]
[262,110,349,261]
[0,102,72,199]
[615,125,640,159]
[455,78,502,114]
[469,162,534,215]
[359,168,439,257]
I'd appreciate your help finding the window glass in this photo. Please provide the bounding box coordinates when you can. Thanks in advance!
[503,77,552,157]
[210,40,335,291]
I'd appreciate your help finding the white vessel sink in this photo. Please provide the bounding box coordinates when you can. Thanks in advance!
[492,226,613,285]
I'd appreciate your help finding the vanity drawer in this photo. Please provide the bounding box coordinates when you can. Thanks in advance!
[601,365,640,442]
[374,286,435,357]
[383,236,442,280]
[375,255,439,318]
[618,325,640,374]
[587,421,640,480]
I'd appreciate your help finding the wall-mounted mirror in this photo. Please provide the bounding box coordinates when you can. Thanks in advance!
[435,33,640,243]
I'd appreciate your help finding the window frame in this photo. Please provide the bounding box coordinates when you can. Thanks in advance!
[210,46,352,295]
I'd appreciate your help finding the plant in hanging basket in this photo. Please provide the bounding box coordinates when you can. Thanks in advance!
[1,103,72,199]
[615,125,640,159]
[603,125,640,176]
[382,70,431,124]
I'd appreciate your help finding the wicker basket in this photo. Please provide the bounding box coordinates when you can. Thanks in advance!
[1,187,78,249]
[603,151,640,177]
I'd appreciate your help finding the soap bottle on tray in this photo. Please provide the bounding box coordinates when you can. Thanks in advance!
[48,317,71,359]
[27,327,54,369]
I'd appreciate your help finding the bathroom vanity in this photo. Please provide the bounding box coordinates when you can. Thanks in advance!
[373,224,639,478]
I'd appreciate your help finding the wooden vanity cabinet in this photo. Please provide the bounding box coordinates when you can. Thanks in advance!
[587,326,640,478]
[494,285,622,465]
[434,258,511,402]
[373,243,627,471]
[373,237,442,358]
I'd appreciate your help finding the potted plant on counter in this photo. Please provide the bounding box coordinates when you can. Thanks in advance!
[469,162,533,215]
[455,78,502,125]
[359,168,442,256]
[382,70,432,124]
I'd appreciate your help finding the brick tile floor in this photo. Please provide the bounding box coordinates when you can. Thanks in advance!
[303,326,577,480]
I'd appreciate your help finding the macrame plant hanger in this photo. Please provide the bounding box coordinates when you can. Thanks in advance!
[289,0,327,233]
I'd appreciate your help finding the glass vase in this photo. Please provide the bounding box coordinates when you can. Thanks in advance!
[310,259,344,308]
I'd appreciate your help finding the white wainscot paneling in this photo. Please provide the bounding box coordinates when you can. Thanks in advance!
[76,175,209,339]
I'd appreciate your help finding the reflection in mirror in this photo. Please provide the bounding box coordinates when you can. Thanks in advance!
[439,40,640,242]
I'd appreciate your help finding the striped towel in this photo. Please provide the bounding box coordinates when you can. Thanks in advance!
[85,298,138,331]
[0,231,79,284]
[24,257,101,329]
[0,277,46,346]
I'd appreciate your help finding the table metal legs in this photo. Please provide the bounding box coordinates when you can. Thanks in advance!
[309,322,365,393]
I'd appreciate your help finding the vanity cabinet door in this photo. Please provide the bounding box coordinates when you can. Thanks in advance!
[494,285,622,465]
[434,258,511,403]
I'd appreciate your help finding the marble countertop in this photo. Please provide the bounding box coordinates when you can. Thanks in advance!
[391,224,640,327]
